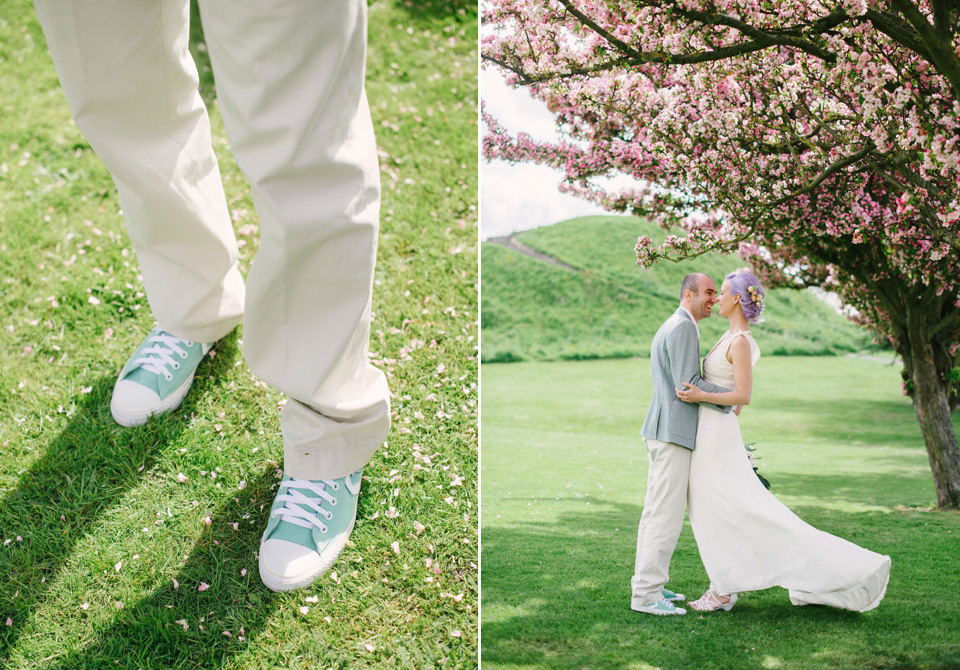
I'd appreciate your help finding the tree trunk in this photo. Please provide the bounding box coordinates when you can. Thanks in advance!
[904,325,960,509]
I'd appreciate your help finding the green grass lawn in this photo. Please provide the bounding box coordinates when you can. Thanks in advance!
[481,357,960,670]
[481,216,879,363]
[0,1,477,667]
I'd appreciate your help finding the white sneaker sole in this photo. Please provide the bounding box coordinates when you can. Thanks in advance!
[631,604,687,616]
[109,372,197,427]
[258,515,356,593]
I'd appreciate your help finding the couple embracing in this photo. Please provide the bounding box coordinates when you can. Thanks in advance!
[631,271,891,615]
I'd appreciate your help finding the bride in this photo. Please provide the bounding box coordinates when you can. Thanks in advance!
[675,270,891,613]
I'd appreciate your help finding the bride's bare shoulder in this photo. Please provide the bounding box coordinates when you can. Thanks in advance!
[726,331,760,364]
[727,331,761,365]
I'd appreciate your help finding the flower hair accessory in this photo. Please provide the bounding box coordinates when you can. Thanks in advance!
[746,285,764,307]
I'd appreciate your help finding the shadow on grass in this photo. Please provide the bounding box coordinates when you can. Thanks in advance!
[749,397,919,444]
[0,331,240,663]
[770,471,934,516]
[481,495,960,670]
[47,468,279,670]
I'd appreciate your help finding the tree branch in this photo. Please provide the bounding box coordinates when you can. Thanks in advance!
[481,52,639,84]
[930,309,960,338]
[482,55,535,85]
[864,9,933,60]
[797,236,909,327]
[931,0,952,38]
[666,5,838,62]
[553,0,838,69]
[865,160,960,252]
[804,9,852,36]
[753,142,876,209]
[887,0,960,99]
[556,0,644,59]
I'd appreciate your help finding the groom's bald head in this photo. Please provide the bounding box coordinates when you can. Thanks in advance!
[680,273,718,321]
[680,273,708,300]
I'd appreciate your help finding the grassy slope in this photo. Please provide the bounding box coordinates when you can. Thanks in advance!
[481,216,878,363]
[481,357,960,670]
[0,1,477,668]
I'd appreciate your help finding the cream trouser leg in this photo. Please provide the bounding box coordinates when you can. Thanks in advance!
[34,0,390,479]
[631,438,691,608]
[33,0,245,343]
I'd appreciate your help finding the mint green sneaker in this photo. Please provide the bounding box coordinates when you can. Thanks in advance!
[258,469,363,592]
[662,587,685,602]
[632,598,687,616]
[110,328,213,427]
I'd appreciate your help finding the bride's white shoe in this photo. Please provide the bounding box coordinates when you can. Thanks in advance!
[689,590,738,612]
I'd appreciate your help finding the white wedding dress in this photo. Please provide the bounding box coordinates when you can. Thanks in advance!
[687,330,891,612]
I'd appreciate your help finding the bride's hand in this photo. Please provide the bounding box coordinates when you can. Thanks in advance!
[676,382,704,403]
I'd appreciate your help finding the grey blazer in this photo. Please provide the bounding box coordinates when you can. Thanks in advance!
[640,308,731,450]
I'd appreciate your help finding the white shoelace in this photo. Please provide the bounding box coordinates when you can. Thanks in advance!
[272,475,362,533]
[272,479,339,533]
[133,332,193,381]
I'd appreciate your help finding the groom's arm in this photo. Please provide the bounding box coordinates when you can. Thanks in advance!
[666,320,732,413]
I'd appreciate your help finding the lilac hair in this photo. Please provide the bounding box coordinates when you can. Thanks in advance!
[725,270,765,323]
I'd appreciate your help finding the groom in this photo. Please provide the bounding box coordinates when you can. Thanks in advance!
[631,273,731,616]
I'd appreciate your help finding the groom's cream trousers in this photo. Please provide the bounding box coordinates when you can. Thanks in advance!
[631,437,691,608]
[33,0,390,479]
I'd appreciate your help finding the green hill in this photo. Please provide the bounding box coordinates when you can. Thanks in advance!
[481,216,880,363]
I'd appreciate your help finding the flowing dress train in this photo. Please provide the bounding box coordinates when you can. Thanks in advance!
[687,330,891,612]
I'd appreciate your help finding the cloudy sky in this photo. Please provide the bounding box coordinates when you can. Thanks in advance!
[479,68,611,239]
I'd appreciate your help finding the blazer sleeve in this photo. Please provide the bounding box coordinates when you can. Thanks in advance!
[666,320,732,413]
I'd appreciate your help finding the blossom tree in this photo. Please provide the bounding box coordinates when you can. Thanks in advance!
[483,0,960,508]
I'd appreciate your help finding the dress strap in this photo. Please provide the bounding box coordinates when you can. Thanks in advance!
[725,330,761,365]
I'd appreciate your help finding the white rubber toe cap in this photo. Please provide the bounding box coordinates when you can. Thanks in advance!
[113,380,162,411]
[261,539,318,578]
[259,539,323,592]
[111,380,162,427]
